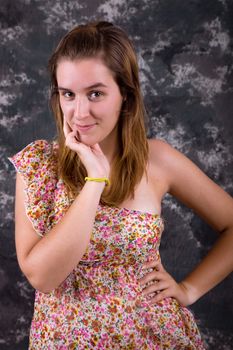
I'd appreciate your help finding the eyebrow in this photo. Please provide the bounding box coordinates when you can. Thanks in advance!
[57,82,108,91]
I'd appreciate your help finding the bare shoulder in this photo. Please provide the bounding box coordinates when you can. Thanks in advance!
[148,137,205,178]
[148,138,233,233]
[148,138,169,151]
[148,138,187,192]
[147,138,181,197]
[148,138,183,174]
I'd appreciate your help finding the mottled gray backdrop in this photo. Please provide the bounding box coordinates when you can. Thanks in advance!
[1,0,233,349]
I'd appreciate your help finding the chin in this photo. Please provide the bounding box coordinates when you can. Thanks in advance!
[79,136,98,147]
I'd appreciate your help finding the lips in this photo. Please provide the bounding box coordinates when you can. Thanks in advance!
[74,123,96,133]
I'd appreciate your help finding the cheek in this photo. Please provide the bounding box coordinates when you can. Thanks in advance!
[96,98,122,119]
[60,100,73,116]
[59,102,73,127]
[111,94,123,114]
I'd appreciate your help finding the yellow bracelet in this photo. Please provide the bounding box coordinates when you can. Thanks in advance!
[84,177,110,186]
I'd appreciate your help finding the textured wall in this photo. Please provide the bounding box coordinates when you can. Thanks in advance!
[1,0,233,349]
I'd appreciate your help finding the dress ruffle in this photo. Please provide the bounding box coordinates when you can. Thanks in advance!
[9,140,59,236]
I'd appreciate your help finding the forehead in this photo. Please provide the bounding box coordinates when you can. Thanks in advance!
[56,57,115,87]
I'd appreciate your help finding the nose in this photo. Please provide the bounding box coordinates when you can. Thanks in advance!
[74,95,90,120]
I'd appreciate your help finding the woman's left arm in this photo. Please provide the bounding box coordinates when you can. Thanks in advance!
[140,139,233,306]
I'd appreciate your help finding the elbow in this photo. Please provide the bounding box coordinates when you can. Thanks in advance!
[19,256,70,294]
[26,274,55,294]
[29,278,55,294]
[21,267,58,294]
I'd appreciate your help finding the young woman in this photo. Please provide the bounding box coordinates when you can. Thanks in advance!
[10,21,233,349]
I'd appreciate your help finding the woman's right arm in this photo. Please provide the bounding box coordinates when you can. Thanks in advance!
[15,172,105,293]
[15,125,109,293]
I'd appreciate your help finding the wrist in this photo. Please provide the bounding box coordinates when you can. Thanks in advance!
[87,172,109,178]
[85,176,110,186]
[84,179,106,192]
[179,280,200,306]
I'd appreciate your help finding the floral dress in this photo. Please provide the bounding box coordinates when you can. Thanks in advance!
[9,140,205,350]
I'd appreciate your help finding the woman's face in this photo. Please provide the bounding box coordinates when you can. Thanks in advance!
[56,57,123,148]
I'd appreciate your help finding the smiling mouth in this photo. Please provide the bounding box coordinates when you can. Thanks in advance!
[74,124,96,132]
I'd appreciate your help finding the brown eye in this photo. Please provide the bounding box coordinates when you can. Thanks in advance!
[89,91,104,100]
[63,91,74,98]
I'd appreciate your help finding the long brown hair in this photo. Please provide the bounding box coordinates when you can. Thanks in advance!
[48,21,148,206]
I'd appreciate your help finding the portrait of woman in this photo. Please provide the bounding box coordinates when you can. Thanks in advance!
[1,1,233,349]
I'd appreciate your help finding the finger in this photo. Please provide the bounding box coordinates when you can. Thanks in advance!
[65,132,82,151]
[142,260,163,271]
[65,130,78,143]
[139,271,158,286]
[63,117,72,137]
[91,143,103,154]
[90,143,104,156]
[63,120,69,138]
[75,130,81,142]
[142,281,170,296]
[147,289,172,305]
[139,270,166,286]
